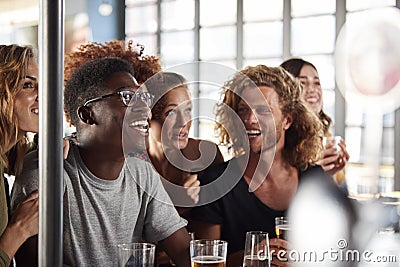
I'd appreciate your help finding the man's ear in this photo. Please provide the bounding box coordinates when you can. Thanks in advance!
[77,106,95,125]
[283,114,293,130]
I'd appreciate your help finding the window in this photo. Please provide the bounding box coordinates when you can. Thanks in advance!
[125,0,398,178]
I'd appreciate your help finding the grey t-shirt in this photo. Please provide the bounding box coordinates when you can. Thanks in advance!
[11,143,187,267]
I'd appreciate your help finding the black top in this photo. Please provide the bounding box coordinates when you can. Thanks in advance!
[189,158,327,255]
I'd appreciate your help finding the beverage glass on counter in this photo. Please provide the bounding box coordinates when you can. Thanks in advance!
[190,239,227,267]
[275,217,290,241]
[242,231,270,267]
[188,232,195,240]
[117,242,155,267]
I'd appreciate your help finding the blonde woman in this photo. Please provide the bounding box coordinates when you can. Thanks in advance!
[0,44,39,266]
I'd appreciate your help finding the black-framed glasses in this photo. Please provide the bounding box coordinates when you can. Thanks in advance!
[83,88,154,107]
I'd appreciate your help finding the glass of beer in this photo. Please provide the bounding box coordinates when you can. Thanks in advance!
[275,217,290,241]
[190,239,227,267]
[117,242,155,267]
[242,231,270,267]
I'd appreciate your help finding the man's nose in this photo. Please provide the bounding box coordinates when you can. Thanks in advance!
[246,109,257,123]
[129,103,151,117]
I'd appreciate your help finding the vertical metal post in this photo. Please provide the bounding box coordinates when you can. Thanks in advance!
[282,0,291,60]
[395,108,400,190]
[156,0,161,56]
[193,0,200,137]
[38,0,64,266]
[335,0,346,137]
[395,0,400,191]
[236,0,243,70]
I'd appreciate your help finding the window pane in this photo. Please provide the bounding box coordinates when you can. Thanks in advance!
[126,34,157,56]
[126,0,156,5]
[381,128,394,165]
[200,26,236,60]
[200,0,236,26]
[383,112,394,127]
[199,84,221,105]
[345,97,364,126]
[160,31,194,64]
[346,0,395,12]
[301,55,335,89]
[291,0,335,17]
[209,60,237,71]
[161,0,194,31]
[356,128,395,164]
[243,58,283,68]
[323,89,335,125]
[291,15,335,55]
[346,127,362,162]
[126,5,157,34]
[243,0,283,21]
[199,61,237,99]
[0,31,13,44]
[243,22,282,58]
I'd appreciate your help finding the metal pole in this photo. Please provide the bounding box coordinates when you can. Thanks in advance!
[335,0,346,137]
[38,0,64,266]
[193,0,200,137]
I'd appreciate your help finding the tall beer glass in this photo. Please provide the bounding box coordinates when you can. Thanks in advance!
[275,217,290,241]
[242,231,270,267]
[190,240,227,267]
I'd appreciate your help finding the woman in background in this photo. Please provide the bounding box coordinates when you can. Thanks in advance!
[0,44,39,266]
[281,58,350,184]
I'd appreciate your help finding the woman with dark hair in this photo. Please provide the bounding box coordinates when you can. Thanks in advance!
[281,58,350,184]
[0,44,39,266]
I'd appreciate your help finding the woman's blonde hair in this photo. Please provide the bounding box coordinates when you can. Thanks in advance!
[215,65,324,170]
[0,44,35,173]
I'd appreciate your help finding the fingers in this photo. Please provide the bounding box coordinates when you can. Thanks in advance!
[22,190,39,203]
[11,192,39,238]
[320,139,350,177]
[319,154,340,169]
[322,146,340,157]
[270,238,290,267]
[338,142,350,161]
[186,186,200,203]
[270,238,288,250]
[182,173,200,188]
[180,173,200,203]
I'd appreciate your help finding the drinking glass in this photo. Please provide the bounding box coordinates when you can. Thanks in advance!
[190,239,227,266]
[188,232,195,240]
[242,231,270,267]
[322,136,342,153]
[117,242,155,267]
[275,217,290,241]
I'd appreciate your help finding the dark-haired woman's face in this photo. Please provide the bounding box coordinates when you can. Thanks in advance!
[157,86,192,150]
[298,65,323,113]
[14,60,39,135]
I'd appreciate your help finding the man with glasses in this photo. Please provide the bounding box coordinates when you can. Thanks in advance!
[11,57,191,266]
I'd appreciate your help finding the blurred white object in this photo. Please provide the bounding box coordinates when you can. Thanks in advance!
[98,1,113,16]
[289,171,355,267]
